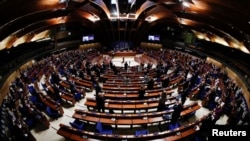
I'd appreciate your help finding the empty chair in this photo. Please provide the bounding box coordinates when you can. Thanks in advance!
[24,117,35,129]
[69,119,85,131]
[194,135,202,141]
[74,92,82,101]
[45,106,60,119]
[168,122,181,131]
[29,95,38,104]
[95,121,113,134]
[182,111,196,121]
[58,67,65,76]
[28,85,37,95]
[41,83,48,93]
[193,134,206,141]
[135,129,149,137]
[29,96,44,110]
[195,76,202,85]
[208,101,216,110]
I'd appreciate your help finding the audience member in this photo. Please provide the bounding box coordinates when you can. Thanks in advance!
[96,93,105,113]
[138,86,146,99]
[1,48,249,141]
[162,76,169,88]
[124,61,128,70]
[147,78,154,90]
[170,100,183,123]
[94,82,102,97]
[157,91,167,112]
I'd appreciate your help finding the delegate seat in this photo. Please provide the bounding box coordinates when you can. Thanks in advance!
[41,83,49,93]
[28,85,37,95]
[45,106,61,119]
[69,119,85,131]
[29,95,44,110]
[95,121,113,135]
[74,92,82,101]
[135,129,149,137]
[168,122,181,131]
[24,117,35,129]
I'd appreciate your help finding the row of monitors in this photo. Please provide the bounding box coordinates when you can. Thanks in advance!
[82,34,160,42]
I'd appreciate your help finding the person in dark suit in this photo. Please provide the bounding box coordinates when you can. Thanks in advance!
[94,82,102,96]
[147,78,154,90]
[51,84,62,103]
[124,61,128,70]
[138,86,146,99]
[170,100,183,123]
[96,93,105,113]
[162,76,170,88]
[157,91,167,112]
[51,71,60,84]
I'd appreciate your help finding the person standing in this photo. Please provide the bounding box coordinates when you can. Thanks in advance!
[124,61,128,70]
[170,100,183,123]
[94,82,102,96]
[96,93,105,113]
[157,91,167,112]
[147,78,154,90]
[138,86,146,99]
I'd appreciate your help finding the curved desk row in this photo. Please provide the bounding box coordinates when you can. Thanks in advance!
[68,76,93,91]
[57,115,206,141]
[103,90,174,100]
[102,84,162,91]
[102,87,173,94]
[38,93,64,115]
[84,97,177,113]
[109,51,137,57]
[84,98,200,117]
[73,102,200,128]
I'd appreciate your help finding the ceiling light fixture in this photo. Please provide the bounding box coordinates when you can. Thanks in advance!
[182,1,190,7]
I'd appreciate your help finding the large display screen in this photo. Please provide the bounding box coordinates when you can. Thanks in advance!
[82,34,94,42]
[148,34,160,41]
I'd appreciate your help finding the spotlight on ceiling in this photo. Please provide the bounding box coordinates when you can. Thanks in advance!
[59,0,67,3]
[182,1,190,7]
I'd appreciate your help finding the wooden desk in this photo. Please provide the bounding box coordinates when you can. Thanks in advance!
[181,103,200,117]
[74,102,200,128]
[57,115,206,141]
[104,91,176,100]
[68,76,93,91]
[73,111,166,128]
[84,98,177,113]
[188,83,202,99]
[111,51,136,56]
[102,84,162,91]
[59,90,76,105]
[168,74,184,87]
[39,93,64,115]
[57,124,96,141]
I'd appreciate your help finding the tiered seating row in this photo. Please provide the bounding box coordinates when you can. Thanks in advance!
[57,115,206,141]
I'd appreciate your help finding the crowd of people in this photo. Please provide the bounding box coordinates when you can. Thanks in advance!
[0,48,249,141]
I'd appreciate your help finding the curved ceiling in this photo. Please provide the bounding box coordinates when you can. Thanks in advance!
[0,0,249,53]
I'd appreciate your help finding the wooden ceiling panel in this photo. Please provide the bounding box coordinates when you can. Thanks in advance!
[0,0,249,52]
